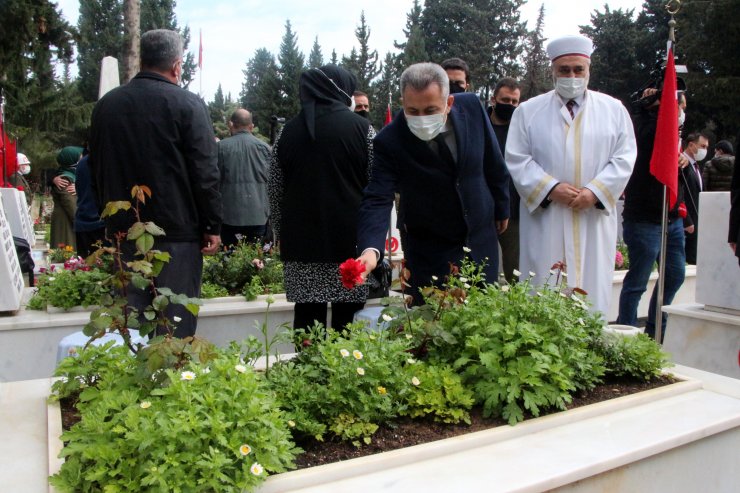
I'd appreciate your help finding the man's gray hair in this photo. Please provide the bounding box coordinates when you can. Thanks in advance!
[141,29,183,72]
[400,63,450,99]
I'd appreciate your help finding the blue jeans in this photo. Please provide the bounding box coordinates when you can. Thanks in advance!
[617,220,685,341]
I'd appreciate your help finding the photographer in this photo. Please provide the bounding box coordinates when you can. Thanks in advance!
[617,88,691,342]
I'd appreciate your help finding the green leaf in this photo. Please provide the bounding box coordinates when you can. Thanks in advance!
[127,222,146,241]
[143,222,166,236]
[136,233,155,255]
[100,201,131,218]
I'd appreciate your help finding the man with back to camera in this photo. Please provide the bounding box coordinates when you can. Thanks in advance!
[488,77,521,283]
[356,62,510,304]
[89,29,222,338]
[218,109,271,247]
[506,34,637,317]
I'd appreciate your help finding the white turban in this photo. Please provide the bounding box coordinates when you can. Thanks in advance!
[546,35,594,61]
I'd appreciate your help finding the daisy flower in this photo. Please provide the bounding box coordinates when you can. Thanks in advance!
[250,462,264,475]
[356,367,365,376]
[180,371,196,381]
[352,350,363,360]
[239,444,252,456]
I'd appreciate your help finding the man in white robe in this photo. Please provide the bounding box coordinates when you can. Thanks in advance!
[505,34,636,317]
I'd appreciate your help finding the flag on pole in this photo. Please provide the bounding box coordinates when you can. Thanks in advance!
[384,104,392,126]
[649,48,679,208]
[198,29,203,70]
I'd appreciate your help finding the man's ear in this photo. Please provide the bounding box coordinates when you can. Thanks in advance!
[446,94,454,112]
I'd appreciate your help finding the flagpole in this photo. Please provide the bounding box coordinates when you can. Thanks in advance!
[0,88,7,187]
[655,11,679,344]
[198,29,203,97]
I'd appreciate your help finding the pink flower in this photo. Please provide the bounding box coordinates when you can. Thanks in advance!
[615,251,624,268]
[251,258,265,270]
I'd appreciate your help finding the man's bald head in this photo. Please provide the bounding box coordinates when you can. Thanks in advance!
[230,109,254,133]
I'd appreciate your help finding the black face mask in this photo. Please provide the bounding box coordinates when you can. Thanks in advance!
[449,82,466,94]
[493,102,516,122]
[355,109,370,120]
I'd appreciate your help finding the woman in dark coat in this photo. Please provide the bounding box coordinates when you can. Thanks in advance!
[268,65,374,330]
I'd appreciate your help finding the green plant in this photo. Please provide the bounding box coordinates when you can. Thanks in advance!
[428,265,606,425]
[400,361,475,424]
[268,324,415,446]
[28,268,108,310]
[202,241,283,298]
[596,332,672,380]
[50,346,301,492]
[48,244,76,263]
[84,185,204,364]
[201,281,229,299]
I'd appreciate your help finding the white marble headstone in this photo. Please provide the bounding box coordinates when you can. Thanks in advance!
[0,199,24,311]
[696,192,740,313]
[0,188,34,246]
[98,56,120,99]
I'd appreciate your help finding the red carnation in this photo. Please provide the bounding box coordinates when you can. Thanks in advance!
[339,258,365,290]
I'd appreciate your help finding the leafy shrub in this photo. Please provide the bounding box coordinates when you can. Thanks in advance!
[200,281,229,299]
[28,268,108,310]
[202,242,283,298]
[400,361,475,424]
[268,324,415,446]
[48,244,76,263]
[50,346,300,492]
[596,332,672,380]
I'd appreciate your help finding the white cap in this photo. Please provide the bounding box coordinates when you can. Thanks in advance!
[546,35,594,61]
[17,153,30,165]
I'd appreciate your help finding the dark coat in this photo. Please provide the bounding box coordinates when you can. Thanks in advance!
[680,157,703,229]
[273,106,371,262]
[730,161,740,263]
[702,155,735,192]
[89,72,221,242]
[357,92,510,296]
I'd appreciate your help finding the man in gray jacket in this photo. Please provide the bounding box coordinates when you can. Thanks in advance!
[218,109,271,246]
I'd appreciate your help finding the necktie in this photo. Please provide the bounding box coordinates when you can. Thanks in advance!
[566,100,576,119]
[433,133,456,168]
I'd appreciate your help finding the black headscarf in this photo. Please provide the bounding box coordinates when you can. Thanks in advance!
[299,65,357,140]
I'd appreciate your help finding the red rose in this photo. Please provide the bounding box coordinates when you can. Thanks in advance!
[339,258,365,290]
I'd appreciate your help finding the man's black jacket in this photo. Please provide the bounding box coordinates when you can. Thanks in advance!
[89,72,222,242]
[622,109,692,228]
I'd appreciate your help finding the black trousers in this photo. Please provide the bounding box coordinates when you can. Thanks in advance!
[293,302,365,331]
[124,241,203,338]
[75,228,107,259]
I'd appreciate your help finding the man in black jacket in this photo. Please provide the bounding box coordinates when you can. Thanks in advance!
[89,29,222,338]
[617,89,690,342]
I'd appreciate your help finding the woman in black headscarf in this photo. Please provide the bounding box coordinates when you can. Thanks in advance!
[268,65,374,331]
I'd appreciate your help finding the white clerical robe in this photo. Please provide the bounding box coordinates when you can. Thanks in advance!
[505,90,636,317]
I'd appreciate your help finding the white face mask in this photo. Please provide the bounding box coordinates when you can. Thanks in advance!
[694,148,707,161]
[678,109,685,127]
[555,77,588,100]
[349,95,356,112]
[19,164,31,175]
[405,112,447,141]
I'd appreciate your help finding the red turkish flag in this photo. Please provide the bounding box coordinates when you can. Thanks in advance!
[649,48,679,208]
[0,121,19,185]
[384,104,392,127]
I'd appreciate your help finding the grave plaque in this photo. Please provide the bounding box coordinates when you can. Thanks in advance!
[0,188,34,246]
[0,198,24,311]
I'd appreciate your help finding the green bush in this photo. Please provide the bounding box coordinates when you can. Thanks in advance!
[200,281,229,299]
[268,324,416,446]
[29,268,108,310]
[400,361,475,424]
[50,345,300,492]
[596,332,672,380]
[202,242,283,297]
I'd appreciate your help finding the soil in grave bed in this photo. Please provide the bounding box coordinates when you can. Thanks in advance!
[59,375,676,470]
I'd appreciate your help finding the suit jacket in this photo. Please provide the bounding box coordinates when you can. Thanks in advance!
[357,92,510,295]
[680,156,703,228]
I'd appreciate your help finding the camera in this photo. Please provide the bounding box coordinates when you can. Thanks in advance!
[630,60,688,112]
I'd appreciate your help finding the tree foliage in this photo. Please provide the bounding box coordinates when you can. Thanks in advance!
[580,6,640,105]
[520,3,550,100]
[276,20,305,119]
[421,0,527,97]
[308,36,324,68]
[240,48,281,134]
